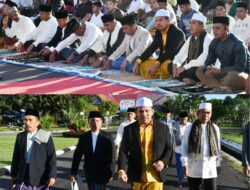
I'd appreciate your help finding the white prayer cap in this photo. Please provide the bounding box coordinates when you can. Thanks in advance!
[155,9,170,18]
[191,13,207,24]
[136,97,153,107]
[199,102,212,110]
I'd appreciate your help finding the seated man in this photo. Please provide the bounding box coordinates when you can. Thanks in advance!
[126,0,145,15]
[210,1,235,36]
[89,1,104,29]
[231,2,250,50]
[2,6,36,51]
[49,21,103,66]
[74,0,93,21]
[106,0,124,21]
[0,0,19,48]
[135,9,185,79]
[92,13,125,68]
[39,10,79,59]
[138,0,158,28]
[173,13,213,84]
[196,16,250,92]
[146,0,177,31]
[16,4,58,56]
[103,14,152,72]
[178,0,198,38]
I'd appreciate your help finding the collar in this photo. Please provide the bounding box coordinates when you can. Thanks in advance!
[91,131,99,135]
[161,26,169,35]
[139,119,153,128]
[27,129,38,137]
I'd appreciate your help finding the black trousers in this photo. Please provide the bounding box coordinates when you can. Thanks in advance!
[188,177,217,190]
[178,67,199,82]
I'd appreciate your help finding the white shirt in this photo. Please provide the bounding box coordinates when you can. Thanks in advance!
[91,131,99,152]
[231,15,250,43]
[55,22,103,54]
[4,15,36,46]
[26,130,38,163]
[90,12,104,28]
[174,122,190,153]
[143,3,152,13]
[173,33,213,69]
[127,0,145,14]
[181,123,221,179]
[21,16,58,47]
[13,0,33,8]
[114,119,136,146]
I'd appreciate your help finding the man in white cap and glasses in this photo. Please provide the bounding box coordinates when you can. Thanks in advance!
[173,13,213,85]
[181,102,221,190]
[118,97,172,190]
[134,9,185,79]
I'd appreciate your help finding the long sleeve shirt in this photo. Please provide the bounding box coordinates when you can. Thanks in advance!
[173,32,213,69]
[109,25,152,63]
[90,12,104,28]
[13,0,33,8]
[204,33,249,76]
[4,15,36,45]
[231,15,250,44]
[55,22,103,54]
[127,0,145,14]
[102,21,125,56]
[21,16,58,47]
[181,123,221,178]
[114,119,136,146]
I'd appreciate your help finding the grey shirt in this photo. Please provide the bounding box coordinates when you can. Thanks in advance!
[205,33,249,76]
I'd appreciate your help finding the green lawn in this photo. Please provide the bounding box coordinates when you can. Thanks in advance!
[0,136,78,168]
[0,127,68,132]
[221,133,243,144]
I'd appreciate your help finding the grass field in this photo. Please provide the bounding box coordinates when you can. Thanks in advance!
[0,136,78,168]
[221,133,243,144]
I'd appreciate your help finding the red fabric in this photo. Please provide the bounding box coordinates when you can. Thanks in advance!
[0,76,155,94]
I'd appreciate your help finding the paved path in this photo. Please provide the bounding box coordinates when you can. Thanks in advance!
[0,149,249,190]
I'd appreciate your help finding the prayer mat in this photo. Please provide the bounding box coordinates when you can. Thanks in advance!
[0,76,156,94]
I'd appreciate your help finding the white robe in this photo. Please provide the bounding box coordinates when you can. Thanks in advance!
[181,123,222,179]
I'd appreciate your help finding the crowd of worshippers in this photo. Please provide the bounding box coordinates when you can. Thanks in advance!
[10,98,250,190]
[0,0,250,92]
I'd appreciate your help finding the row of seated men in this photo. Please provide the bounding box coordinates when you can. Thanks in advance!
[0,0,250,93]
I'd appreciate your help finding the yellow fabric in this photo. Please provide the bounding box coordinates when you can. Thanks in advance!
[139,121,160,183]
[161,28,169,52]
[139,59,172,79]
[136,58,142,65]
[133,182,163,190]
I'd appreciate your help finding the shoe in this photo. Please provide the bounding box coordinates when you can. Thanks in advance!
[178,182,182,188]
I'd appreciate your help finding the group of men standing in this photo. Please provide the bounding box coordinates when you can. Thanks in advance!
[10,96,250,190]
[0,0,249,92]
